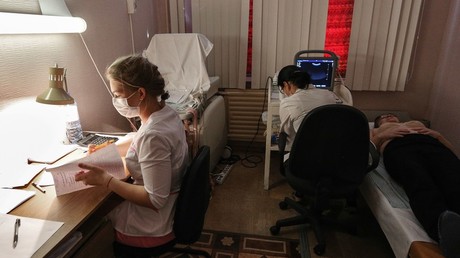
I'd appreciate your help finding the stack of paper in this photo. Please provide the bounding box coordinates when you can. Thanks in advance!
[0,164,45,188]
[0,189,35,214]
[27,144,77,164]
[0,213,63,258]
[46,144,125,196]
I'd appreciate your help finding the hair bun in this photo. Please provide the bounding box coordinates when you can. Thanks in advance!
[161,91,170,100]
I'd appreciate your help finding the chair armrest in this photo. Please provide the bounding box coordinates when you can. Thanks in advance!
[367,141,380,172]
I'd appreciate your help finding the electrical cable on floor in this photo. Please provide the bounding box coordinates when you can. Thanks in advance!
[237,76,272,168]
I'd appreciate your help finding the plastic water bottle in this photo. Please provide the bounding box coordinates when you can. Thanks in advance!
[65,103,83,144]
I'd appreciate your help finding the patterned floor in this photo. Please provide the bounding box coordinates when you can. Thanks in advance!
[163,229,302,258]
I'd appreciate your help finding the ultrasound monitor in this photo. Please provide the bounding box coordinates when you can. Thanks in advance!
[295,58,336,90]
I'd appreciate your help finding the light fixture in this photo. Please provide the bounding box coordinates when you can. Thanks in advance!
[36,64,83,144]
[0,0,87,34]
[0,12,87,34]
[36,65,75,105]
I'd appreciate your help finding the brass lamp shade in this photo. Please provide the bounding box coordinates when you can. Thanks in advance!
[36,65,75,105]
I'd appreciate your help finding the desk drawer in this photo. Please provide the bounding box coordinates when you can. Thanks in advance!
[72,219,114,258]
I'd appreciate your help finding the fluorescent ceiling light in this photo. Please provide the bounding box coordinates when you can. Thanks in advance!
[0,12,87,34]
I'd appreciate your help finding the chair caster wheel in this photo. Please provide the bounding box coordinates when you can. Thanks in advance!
[270,226,280,235]
[314,244,325,255]
[279,201,288,210]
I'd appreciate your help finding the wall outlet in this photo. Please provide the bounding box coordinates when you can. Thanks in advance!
[127,0,137,14]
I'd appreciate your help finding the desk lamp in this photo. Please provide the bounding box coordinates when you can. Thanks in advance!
[36,65,74,105]
[36,65,83,144]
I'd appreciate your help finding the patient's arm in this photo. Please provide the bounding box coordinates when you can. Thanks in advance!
[370,123,412,152]
[412,126,456,152]
[402,120,456,151]
[372,121,456,154]
[367,141,380,172]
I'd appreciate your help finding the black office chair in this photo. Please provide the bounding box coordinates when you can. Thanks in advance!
[113,145,211,258]
[270,104,379,256]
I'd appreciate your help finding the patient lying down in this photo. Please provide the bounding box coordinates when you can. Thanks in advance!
[371,113,460,258]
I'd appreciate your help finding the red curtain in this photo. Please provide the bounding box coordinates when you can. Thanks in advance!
[247,0,253,78]
[247,0,354,78]
[325,0,354,77]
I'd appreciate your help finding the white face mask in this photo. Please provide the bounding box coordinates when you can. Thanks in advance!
[112,91,140,118]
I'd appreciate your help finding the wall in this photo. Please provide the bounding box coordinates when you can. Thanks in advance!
[0,0,156,133]
[352,0,451,120]
[427,0,460,156]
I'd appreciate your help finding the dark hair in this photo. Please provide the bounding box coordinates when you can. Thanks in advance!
[277,65,310,90]
[106,54,168,99]
[373,113,397,128]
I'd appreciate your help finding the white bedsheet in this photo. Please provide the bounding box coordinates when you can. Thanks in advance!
[143,33,219,119]
[360,164,436,258]
[143,33,213,102]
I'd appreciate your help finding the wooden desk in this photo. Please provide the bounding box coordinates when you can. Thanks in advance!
[9,149,120,257]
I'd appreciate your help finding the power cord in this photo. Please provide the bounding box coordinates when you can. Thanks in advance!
[79,33,138,132]
[234,75,273,168]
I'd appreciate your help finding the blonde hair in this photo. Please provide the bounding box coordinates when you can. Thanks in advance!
[106,54,168,99]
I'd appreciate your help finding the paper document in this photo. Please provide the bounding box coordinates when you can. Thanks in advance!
[0,163,45,188]
[36,171,54,186]
[0,189,35,214]
[46,144,125,196]
[0,213,63,258]
[27,144,77,164]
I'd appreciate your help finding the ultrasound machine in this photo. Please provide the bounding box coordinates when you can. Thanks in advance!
[293,50,339,91]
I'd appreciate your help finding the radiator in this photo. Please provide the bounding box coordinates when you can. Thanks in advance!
[221,89,267,143]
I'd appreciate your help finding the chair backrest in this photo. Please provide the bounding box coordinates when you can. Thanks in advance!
[173,145,211,244]
[287,104,370,195]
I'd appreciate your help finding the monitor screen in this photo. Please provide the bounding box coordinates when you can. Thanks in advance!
[295,58,335,90]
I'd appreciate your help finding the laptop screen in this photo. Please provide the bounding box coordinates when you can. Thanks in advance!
[295,58,335,90]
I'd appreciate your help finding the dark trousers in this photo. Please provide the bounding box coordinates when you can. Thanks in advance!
[383,134,460,241]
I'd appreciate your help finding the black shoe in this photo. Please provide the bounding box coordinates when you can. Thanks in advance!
[438,210,460,258]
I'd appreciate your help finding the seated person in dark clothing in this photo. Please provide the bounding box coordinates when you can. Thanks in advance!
[371,113,460,258]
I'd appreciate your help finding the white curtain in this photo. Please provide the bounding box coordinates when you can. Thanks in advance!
[346,0,423,91]
[168,0,422,91]
[251,0,329,89]
[169,0,249,89]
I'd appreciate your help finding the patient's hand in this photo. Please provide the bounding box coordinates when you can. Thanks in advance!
[413,127,442,139]
[377,124,412,140]
[371,124,411,152]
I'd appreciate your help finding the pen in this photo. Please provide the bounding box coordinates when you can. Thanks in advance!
[13,218,20,248]
[32,182,46,193]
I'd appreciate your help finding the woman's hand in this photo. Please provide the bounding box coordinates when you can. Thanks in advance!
[87,140,114,155]
[75,163,112,187]
[87,144,97,155]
